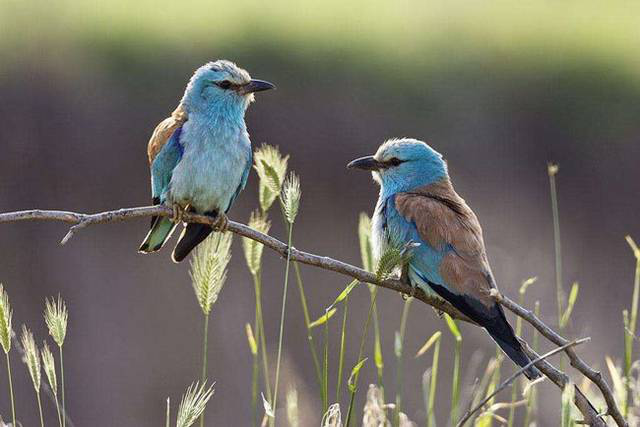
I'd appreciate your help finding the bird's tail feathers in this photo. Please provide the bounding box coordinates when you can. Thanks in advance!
[172,222,212,263]
[139,217,178,253]
[486,315,541,380]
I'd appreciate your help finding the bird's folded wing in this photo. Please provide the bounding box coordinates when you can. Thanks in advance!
[151,126,183,200]
[147,104,188,164]
[226,153,253,213]
[395,179,496,308]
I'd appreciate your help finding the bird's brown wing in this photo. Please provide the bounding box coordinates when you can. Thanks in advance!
[395,178,496,308]
[147,104,188,164]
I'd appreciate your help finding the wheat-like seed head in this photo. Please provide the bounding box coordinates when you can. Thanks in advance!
[0,284,13,354]
[176,381,215,427]
[253,144,289,212]
[281,172,301,224]
[41,341,57,394]
[44,295,68,347]
[21,325,41,392]
[375,235,418,281]
[242,210,271,276]
[190,232,232,316]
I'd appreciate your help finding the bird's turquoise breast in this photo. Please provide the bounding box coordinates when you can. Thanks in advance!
[168,118,251,213]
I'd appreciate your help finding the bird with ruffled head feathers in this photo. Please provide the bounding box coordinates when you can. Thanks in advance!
[348,138,541,379]
[139,60,275,262]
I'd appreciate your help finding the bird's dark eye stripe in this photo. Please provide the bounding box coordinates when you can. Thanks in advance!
[387,157,404,166]
[215,80,233,89]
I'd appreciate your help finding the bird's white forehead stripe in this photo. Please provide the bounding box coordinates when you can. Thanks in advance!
[205,60,251,83]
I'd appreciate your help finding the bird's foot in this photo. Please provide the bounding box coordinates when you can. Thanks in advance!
[399,265,417,300]
[171,204,184,224]
[212,212,229,232]
[401,285,419,300]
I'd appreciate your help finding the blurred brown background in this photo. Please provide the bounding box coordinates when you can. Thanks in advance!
[1,0,639,425]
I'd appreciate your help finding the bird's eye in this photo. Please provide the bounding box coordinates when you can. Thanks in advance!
[388,157,403,166]
[216,80,232,89]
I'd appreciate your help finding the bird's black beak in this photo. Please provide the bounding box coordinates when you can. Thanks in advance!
[239,79,276,95]
[347,155,384,171]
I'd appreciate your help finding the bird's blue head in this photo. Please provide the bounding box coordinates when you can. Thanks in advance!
[347,138,448,195]
[181,60,275,120]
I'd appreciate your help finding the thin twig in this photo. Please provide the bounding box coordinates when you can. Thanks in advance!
[0,205,617,425]
[491,290,627,427]
[519,341,606,426]
[457,338,590,427]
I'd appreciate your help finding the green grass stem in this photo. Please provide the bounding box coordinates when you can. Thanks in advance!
[322,309,330,413]
[345,287,379,426]
[336,294,349,403]
[427,338,441,427]
[59,346,65,427]
[198,313,210,427]
[293,261,323,390]
[623,236,640,416]
[523,301,541,427]
[36,390,44,427]
[394,297,412,426]
[445,314,462,425]
[6,353,16,427]
[272,223,294,424]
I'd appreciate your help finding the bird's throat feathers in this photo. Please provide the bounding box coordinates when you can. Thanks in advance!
[182,89,250,128]
[376,160,448,198]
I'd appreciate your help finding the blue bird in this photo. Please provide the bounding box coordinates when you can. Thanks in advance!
[139,60,274,262]
[348,138,540,379]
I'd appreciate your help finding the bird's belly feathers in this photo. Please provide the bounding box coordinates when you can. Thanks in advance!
[168,124,250,213]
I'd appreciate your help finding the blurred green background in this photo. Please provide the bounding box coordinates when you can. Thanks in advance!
[1,0,639,425]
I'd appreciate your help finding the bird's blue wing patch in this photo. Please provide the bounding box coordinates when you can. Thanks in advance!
[225,149,252,213]
[384,197,451,294]
[151,126,183,201]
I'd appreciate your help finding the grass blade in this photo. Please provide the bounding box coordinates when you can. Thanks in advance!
[445,314,462,425]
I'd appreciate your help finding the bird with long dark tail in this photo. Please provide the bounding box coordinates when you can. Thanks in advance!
[138,60,275,262]
[348,138,541,379]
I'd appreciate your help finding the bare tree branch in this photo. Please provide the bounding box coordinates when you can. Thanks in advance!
[492,290,627,427]
[0,206,471,321]
[0,205,625,426]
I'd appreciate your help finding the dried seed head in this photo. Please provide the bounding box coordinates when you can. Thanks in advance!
[190,232,232,316]
[254,144,289,212]
[176,381,214,427]
[41,341,57,394]
[21,325,41,392]
[242,210,271,276]
[0,284,13,354]
[281,172,301,224]
[44,295,68,347]
[362,385,389,426]
[321,403,342,427]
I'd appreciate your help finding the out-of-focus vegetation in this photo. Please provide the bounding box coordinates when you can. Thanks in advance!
[1,1,640,76]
